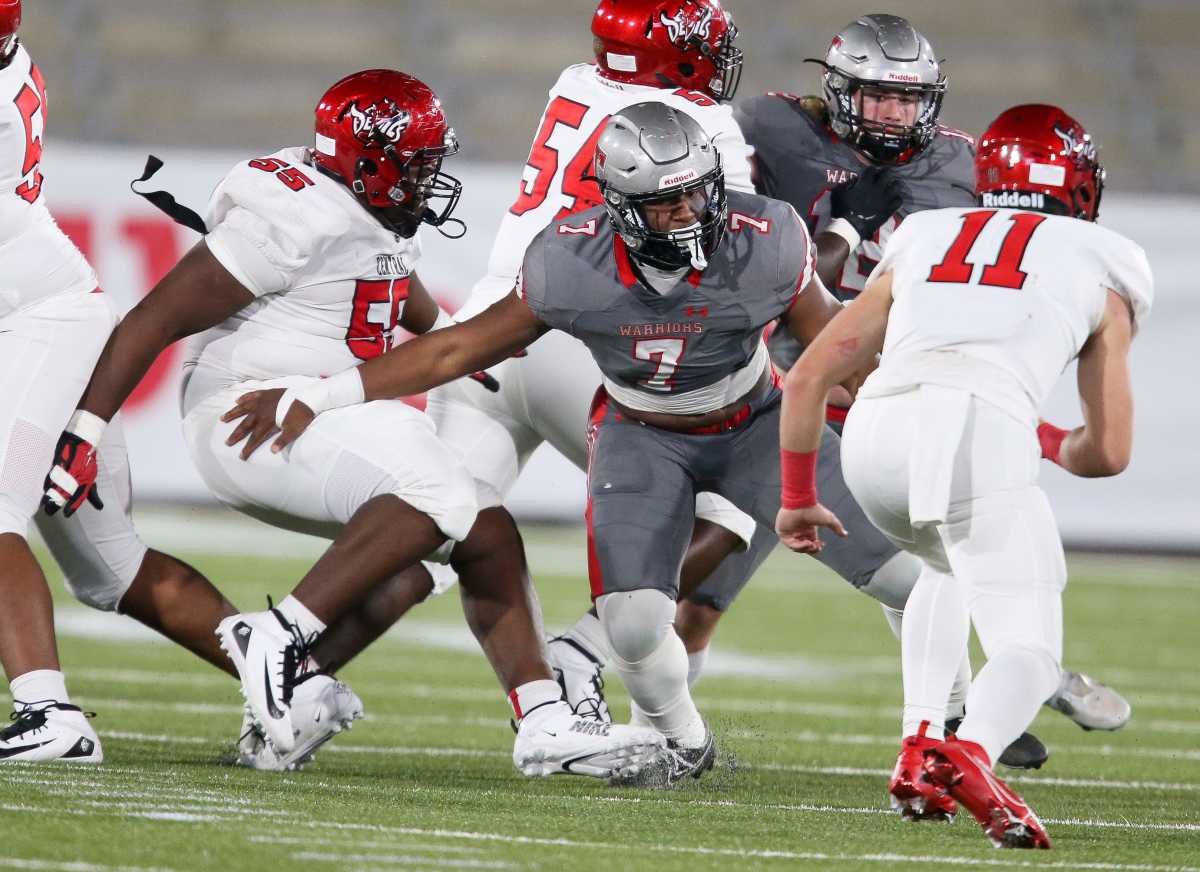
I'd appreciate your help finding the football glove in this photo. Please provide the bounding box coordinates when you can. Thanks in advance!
[829,166,903,243]
[42,411,106,517]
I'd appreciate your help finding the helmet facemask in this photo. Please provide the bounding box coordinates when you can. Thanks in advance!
[352,130,463,238]
[691,16,743,101]
[603,158,727,271]
[822,66,946,163]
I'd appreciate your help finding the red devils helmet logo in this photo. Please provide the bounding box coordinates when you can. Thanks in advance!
[347,99,412,145]
[659,4,714,46]
[1053,123,1097,165]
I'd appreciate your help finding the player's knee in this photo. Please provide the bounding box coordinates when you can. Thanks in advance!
[992,642,1061,691]
[389,462,479,551]
[859,551,921,611]
[62,565,134,613]
[597,588,676,664]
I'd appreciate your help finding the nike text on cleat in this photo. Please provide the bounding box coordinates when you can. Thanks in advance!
[547,635,611,723]
[236,674,364,771]
[0,701,103,764]
[888,723,956,822]
[922,737,1051,849]
[611,723,716,789]
[512,701,665,779]
[1046,671,1131,731]
[946,717,1048,771]
[217,603,319,754]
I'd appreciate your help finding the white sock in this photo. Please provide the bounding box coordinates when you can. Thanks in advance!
[956,647,1060,766]
[562,611,611,667]
[900,566,969,741]
[10,669,70,707]
[508,679,563,722]
[881,604,903,641]
[613,631,705,747]
[276,594,326,638]
[945,652,972,722]
[687,647,708,689]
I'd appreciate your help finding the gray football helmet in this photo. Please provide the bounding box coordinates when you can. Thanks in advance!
[810,14,947,163]
[594,101,727,271]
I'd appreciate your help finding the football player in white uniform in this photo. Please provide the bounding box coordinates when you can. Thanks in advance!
[775,104,1152,848]
[0,0,111,763]
[43,69,665,780]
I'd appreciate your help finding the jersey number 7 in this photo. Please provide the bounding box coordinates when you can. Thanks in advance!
[927,209,1046,290]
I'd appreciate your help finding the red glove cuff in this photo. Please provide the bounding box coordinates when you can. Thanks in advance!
[780,449,818,509]
[1037,421,1069,464]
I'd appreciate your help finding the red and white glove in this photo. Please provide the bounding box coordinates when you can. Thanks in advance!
[42,410,107,517]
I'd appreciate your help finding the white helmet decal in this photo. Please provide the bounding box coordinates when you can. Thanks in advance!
[348,100,412,145]
[659,5,713,45]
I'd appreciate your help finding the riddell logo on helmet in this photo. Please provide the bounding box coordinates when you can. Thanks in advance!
[347,100,412,145]
[886,72,921,83]
[980,191,1046,209]
[659,5,714,45]
[659,169,698,189]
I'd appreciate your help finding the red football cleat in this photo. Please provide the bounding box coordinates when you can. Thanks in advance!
[922,737,1052,849]
[889,722,956,822]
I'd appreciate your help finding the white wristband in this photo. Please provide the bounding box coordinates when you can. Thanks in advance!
[430,308,455,331]
[67,409,107,445]
[275,368,365,428]
[824,217,862,251]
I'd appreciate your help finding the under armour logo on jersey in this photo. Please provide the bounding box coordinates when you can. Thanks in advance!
[686,306,708,318]
[659,4,713,45]
[348,100,412,145]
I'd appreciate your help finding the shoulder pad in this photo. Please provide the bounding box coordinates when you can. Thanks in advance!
[935,124,976,148]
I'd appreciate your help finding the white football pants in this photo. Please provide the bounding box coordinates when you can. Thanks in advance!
[840,386,1065,756]
[0,290,116,538]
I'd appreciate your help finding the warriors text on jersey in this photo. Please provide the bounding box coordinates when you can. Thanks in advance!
[0,41,98,316]
[459,63,755,320]
[182,146,422,414]
[518,191,812,415]
[861,206,1153,425]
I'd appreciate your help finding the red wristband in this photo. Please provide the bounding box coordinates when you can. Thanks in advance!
[780,449,818,509]
[1037,421,1069,464]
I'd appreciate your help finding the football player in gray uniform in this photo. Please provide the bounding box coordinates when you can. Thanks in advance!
[684,13,1129,767]
[225,102,857,786]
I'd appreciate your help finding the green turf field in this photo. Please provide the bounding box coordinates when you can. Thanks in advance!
[3,513,1198,871]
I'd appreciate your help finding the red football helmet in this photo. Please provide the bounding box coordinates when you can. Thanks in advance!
[0,0,20,63]
[312,69,462,238]
[975,104,1105,221]
[592,0,743,101]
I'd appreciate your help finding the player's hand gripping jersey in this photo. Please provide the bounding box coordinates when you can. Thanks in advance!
[0,42,98,315]
[860,206,1153,424]
[183,147,423,413]
[735,94,974,302]
[519,190,812,413]
[461,63,754,319]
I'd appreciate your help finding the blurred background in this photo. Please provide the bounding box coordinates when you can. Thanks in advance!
[19,0,1200,551]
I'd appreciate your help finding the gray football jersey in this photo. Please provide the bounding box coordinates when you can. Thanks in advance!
[520,191,813,398]
[734,93,975,368]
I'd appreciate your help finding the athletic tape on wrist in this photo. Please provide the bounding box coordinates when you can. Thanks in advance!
[275,369,365,428]
[67,410,107,446]
[824,217,862,252]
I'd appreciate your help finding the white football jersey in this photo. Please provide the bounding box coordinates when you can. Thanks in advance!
[860,206,1154,424]
[0,42,98,317]
[182,147,422,414]
[459,62,754,318]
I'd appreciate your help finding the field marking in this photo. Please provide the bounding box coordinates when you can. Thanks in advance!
[290,852,520,870]
[0,861,179,872]
[288,820,1200,869]
[248,836,487,854]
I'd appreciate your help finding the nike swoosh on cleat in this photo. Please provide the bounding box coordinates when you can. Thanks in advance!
[0,740,54,758]
[263,663,285,720]
[542,731,557,737]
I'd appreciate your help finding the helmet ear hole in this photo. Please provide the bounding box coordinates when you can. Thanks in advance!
[678,62,694,77]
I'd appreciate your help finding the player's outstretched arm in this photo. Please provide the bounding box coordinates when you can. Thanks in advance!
[228,291,549,455]
[80,241,255,422]
[1044,289,1135,478]
[41,242,255,516]
[815,167,902,290]
[775,272,892,553]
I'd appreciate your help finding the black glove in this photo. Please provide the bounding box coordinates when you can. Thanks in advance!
[829,166,903,242]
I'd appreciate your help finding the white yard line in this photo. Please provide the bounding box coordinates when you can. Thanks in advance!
[0,859,178,872]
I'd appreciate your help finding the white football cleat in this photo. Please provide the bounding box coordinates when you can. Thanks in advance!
[547,635,611,723]
[1046,670,1131,731]
[236,674,364,771]
[0,701,102,764]
[512,701,665,779]
[217,606,310,753]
